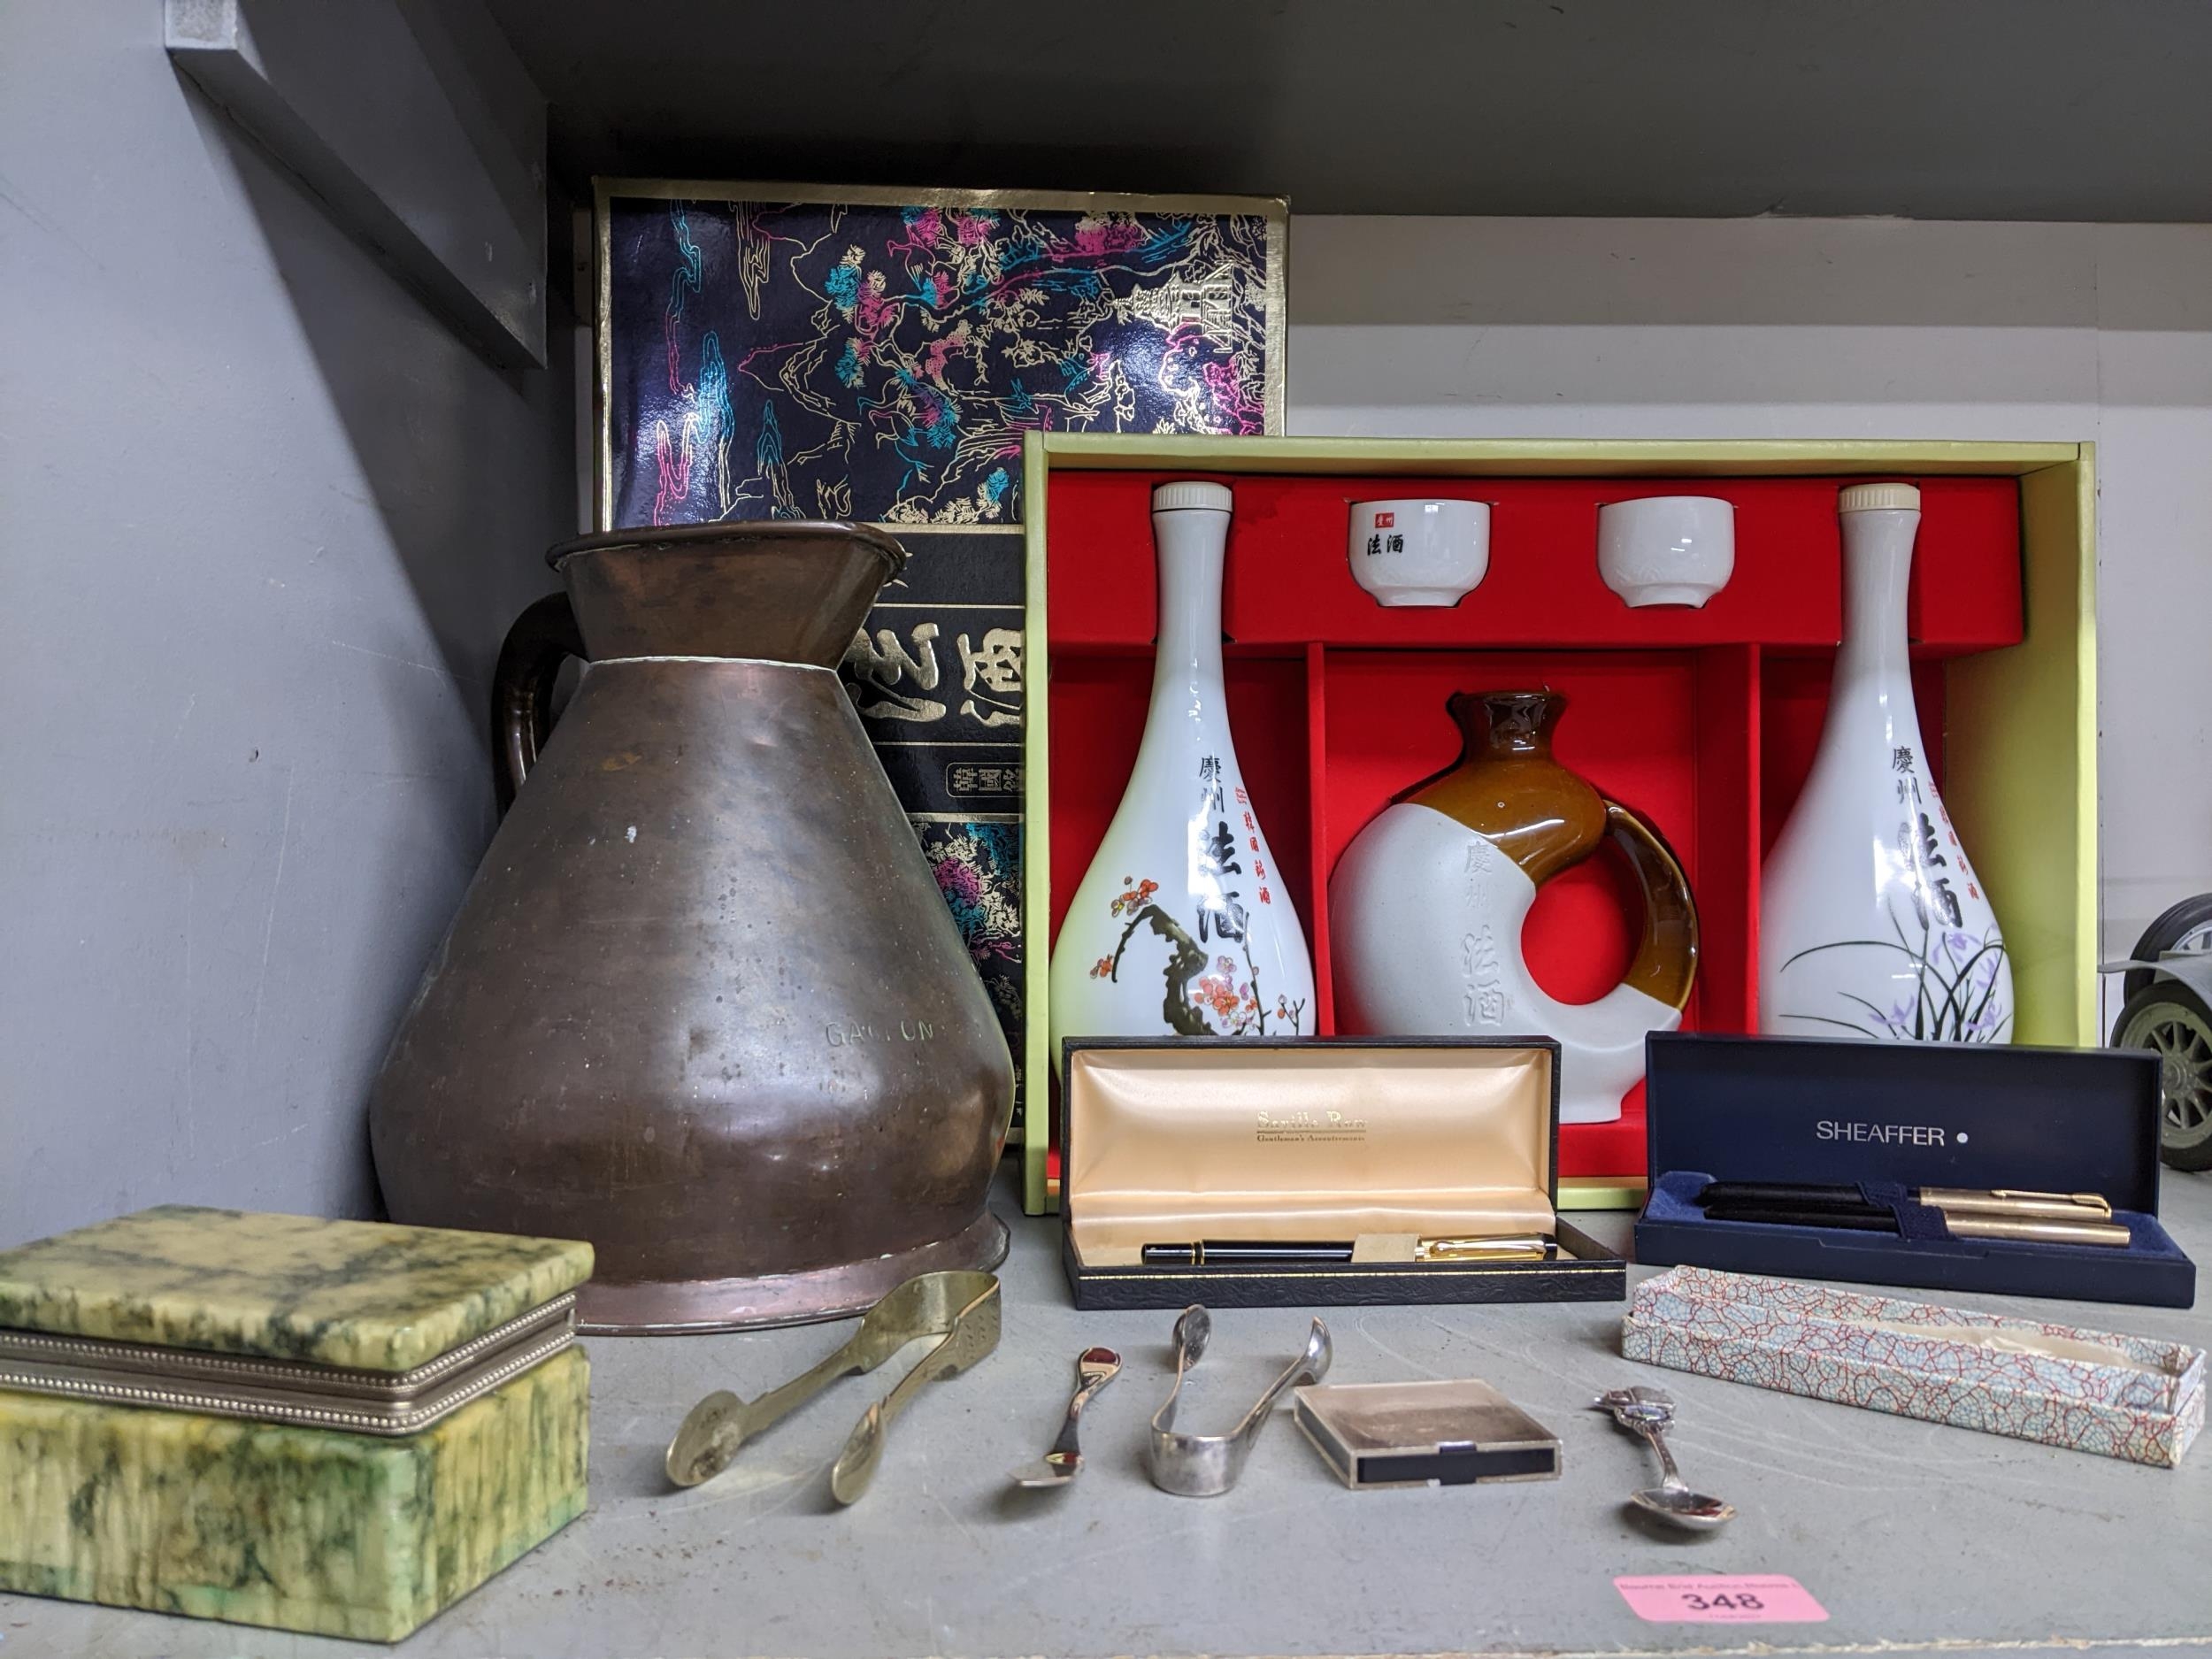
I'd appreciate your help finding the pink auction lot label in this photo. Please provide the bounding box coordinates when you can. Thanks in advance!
[1615,1574,1829,1624]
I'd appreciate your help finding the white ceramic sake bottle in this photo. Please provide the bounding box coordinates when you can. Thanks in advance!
[1760,482,2013,1041]
[1048,480,1316,1067]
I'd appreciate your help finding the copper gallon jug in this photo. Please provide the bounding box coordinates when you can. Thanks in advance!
[369,523,1013,1332]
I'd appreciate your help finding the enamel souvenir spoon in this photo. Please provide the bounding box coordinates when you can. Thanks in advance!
[1008,1346,1123,1489]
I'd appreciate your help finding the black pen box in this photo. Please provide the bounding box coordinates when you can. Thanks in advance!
[1639,1033,2194,1307]
[1059,1037,1624,1310]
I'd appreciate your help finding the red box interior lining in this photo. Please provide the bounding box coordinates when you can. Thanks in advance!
[1043,471,2022,1179]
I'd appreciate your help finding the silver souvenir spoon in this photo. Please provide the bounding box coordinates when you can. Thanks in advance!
[1009,1346,1122,1488]
[1595,1386,1737,1532]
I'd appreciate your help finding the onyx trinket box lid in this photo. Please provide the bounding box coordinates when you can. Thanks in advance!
[0,1204,594,1434]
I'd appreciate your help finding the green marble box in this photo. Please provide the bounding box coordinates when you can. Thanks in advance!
[0,1206,594,1642]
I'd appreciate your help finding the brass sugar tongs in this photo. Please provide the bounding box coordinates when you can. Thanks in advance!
[666,1269,1001,1503]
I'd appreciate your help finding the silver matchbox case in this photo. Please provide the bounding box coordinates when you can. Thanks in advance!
[1293,1378,1563,1489]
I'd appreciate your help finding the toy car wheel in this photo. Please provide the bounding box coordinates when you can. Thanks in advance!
[2112,979,2212,1171]
[2121,893,2212,1003]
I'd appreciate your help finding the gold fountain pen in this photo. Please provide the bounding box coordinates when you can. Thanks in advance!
[1696,1183,2130,1247]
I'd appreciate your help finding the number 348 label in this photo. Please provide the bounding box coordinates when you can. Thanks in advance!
[1615,1574,1828,1624]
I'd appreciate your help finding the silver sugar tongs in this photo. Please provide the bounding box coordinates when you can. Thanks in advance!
[1146,1304,1331,1496]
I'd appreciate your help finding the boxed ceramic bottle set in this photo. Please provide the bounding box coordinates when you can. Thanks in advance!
[3,186,2201,1647]
[1025,438,2185,1299]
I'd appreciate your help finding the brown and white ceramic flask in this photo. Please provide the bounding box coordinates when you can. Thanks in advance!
[1330,689,1697,1122]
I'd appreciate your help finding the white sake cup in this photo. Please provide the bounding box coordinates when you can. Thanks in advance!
[1597,495,1736,608]
[1348,498,1490,606]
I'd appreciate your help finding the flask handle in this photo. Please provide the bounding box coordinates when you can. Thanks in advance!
[1601,797,1699,1010]
[491,593,586,813]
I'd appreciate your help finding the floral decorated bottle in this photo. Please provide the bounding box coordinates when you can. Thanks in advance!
[1760,482,2012,1041]
[1048,480,1315,1065]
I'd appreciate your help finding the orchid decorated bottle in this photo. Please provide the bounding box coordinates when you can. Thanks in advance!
[1048,480,1315,1065]
[1760,482,2012,1042]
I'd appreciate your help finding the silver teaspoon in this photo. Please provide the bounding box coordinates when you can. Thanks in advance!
[1595,1386,1737,1532]
[1009,1347,1122,1489]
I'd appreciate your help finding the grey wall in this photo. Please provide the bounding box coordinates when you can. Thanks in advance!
[0,1,573,1247]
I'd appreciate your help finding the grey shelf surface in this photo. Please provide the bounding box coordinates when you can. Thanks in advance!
[488,0,2212,221]
[8,1168,2211,1659]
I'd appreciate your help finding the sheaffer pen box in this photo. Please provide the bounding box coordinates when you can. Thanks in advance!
[1294,1379,1563,1488]
[1638,1033,2194,1307]
[1059,1037,1624,1310]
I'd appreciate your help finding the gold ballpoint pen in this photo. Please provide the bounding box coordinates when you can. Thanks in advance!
[1934,1215,2131,1246]
[1915,1188,2111,1220]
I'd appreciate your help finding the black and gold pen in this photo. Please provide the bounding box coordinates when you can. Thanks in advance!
[1141,1234,1557,1266]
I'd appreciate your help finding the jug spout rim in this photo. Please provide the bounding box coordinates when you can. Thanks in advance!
[548,518,908,578]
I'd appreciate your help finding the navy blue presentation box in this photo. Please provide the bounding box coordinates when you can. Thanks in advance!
[1638,1033,2194,1308]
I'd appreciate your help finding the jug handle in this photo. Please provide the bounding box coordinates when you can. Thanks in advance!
[1601,798,1700,1011]
[491,593,586,813]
